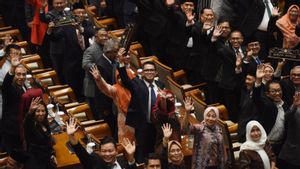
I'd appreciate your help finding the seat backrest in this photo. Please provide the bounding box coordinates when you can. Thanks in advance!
[0,29,23,41]
[153,58,173,89]
[130,42,146,58]
[215,104,229,120]
[66,103,94,121]
[21,54,44,70]
[50,87,77,105]
[34,70,60,86]
[167,76,185,102]
[84,122,112,140]
[217,119,235,167]
[129,50,142,69]
[190,92,207,121]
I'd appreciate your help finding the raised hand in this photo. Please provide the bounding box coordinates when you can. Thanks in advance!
[162,123,173,139]
[121,138,136,156]
[236,55,242,67]
[41,0,48,8]
[256,64,265,79]
[11,54,20,67]
[29,97,42,114]
[293,92,300,107]
[212,25,223,38]
[186,12,195,23]
[272,7,281,17]
[89,65,101,81]
[66,117,79,136]
[203,21,213,31]
[183,97,194,112]
[165,0,175,6]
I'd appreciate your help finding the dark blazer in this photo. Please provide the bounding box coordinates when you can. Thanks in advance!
[234,0,265,37]
[118,66,164,130]
[215,41,244,90]
[239,142,276,169]
[82,43,104,98]
[1,73,24,136]
[81,20,96,49]
[279,106,300,166]
[72,142,137,169]
[165,6,192,70]
[253,85,288,134]
[280,78,295,108]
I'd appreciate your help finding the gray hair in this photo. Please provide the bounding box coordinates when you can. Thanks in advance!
[103,38,119,53]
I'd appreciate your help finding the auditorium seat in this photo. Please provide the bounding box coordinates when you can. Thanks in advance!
[50,87,77,105]
[21,54,44,70]
[34,70,60,87]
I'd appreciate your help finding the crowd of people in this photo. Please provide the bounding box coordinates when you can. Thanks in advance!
[0,0,300,168]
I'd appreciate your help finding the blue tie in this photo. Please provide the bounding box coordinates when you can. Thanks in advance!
[150,84,156,108]
[255,57,261,65]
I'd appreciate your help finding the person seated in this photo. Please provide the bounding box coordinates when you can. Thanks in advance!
[160,123,186,169]
[0,149,29,169]
[144,153,162,169]
[66,117,137,169]
[239,120,277,169]
[23,98,56,169]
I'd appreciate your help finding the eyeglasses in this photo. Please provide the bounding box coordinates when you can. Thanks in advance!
[291,73,300,77]
[143,69,156,72]
[269,89,282,94]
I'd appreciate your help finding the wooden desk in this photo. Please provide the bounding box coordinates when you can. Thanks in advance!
[53,131,85,169]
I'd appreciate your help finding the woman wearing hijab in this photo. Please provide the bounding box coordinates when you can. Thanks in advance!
[239,120,277,169]
[151,89,181,151]
[183,97,225,169]
[160,123,186,169]
[268,5,300,49]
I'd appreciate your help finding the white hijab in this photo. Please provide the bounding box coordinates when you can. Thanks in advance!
[240,120,270,169]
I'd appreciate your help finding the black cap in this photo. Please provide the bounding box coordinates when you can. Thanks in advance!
[72,2,84,10]
[246,35,260,45]
[179,0,194,4]
[10,149,29,164]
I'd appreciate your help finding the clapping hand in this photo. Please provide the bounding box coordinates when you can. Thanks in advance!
[293,92,300,107]
[66,117,79,136]
[89,65,101,81]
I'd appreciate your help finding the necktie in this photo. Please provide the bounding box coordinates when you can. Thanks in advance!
[150,84,156,108]
[264,0,272,17]
[255,57,261,65]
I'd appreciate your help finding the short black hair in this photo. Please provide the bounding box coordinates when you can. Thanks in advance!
[265,80,280,93]
[100,136,117,148]
[5,44,21,56]
[144,153,161,166]
[200,7,213,15]
[142,61,156,70]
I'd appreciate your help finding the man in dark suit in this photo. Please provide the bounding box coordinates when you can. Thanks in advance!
[134,0,172,59]
[234,0,277,59]
[67,117,137,169]
[82,28,109,118]
[94,38,119,140]
[118,60,164,163]
[213,30,245,121]
[40,0,85,101]
[1,58,26,153]
[280,66,300,107]
[243,38,263,74]
[186,7,214,84]
[165,0,195,71]
[254,67,288,157]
